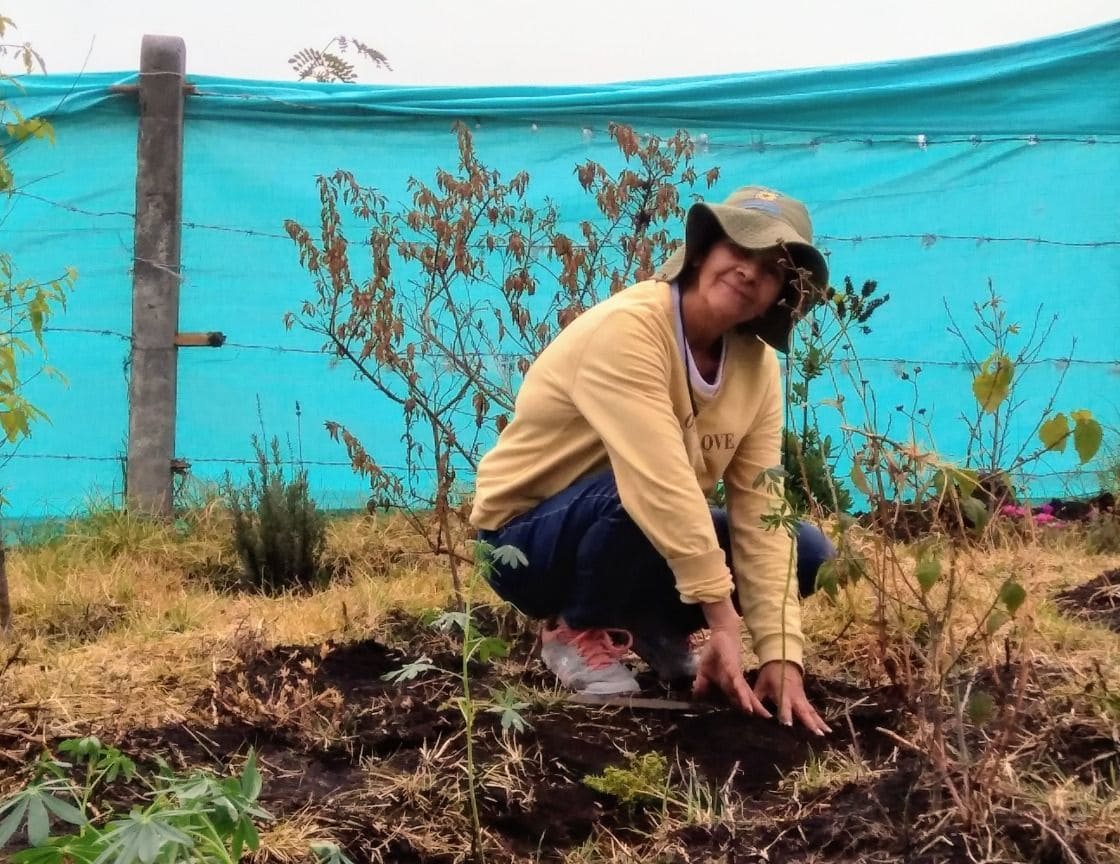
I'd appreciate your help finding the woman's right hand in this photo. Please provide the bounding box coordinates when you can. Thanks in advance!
[692,626,773,717]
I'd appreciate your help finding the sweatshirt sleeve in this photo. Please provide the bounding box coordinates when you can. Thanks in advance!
[722,354,804,668]
[570,309,733,604]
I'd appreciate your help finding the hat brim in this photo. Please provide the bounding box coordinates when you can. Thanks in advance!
[653,202,829,353]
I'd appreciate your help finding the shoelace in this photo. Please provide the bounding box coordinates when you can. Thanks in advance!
[564,628,633,670]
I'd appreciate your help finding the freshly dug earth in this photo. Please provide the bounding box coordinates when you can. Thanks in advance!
[7,610,1118,863]
[1056,567,1120,632]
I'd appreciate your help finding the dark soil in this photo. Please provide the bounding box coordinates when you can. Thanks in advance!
[1055,568,1120,632]
[6,610,1118,863]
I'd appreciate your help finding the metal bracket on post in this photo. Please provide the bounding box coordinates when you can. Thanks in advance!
[126,35,187,518]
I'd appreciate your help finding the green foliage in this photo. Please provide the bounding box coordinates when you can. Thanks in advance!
[0,740,276,864]
[914,554,941,594]
[1038,409,1103,464]
[1,15,69,457]
[288,36,390,83]
[971,353,1013,414]
[782,428,853,514]
[311,841,357,864]
[583,752,669,808]
[381,655,439,684]
[813,539,866,600]
[1085,515,1120,555]
[785,276,887,513]
[997,579,1027,616]
[966,690,995,726]
[221,436,329,594]
[0,253,75,449]
[382,542,529,862]
[485,686,531,733]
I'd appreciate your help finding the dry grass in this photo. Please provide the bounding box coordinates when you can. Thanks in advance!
[802,525,1120,690]
[2,503,1119,863]
[2,507,458,732]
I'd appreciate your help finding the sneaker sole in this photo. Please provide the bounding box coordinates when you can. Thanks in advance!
[578,679,641,696]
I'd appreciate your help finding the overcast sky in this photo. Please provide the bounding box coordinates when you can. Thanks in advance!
[3,0,1118,85]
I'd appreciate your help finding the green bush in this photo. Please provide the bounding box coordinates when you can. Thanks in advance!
[222,436,330,594]
[783,428,853,515]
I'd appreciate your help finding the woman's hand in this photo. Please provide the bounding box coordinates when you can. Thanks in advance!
[691,627,772,717]
[754,660,832,735]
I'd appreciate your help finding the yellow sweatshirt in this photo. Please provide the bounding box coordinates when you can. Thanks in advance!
[470,280,802,667]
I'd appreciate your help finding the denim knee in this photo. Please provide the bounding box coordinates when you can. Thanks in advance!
[796,521,836,597]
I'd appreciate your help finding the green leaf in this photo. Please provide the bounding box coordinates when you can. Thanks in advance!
[961,497,990,532]
[41,794,85,827]
[998,581,1027,616]
[311,841,356,864]
[472,636,509,664]
[11,845,67,864]
[432,611,470,635]
[0,799,29,847]
[26,796,49,847]
[972,353,1013,413]
[58,738,102,763]
[950,467,980,499]
[230,821,247,861]
[1071,412,1102,464]
[914,557,940,593]
[966,690,995,726]
[241,817,260,852]
[1039,413,1070,453]
[0,408,27,442]
[240,750,262,801]
[490,544,528,569]
[814,559,840,600]
[985,610,1010,635]
[135,822,162,864]
[850,463,871,496]
[381,656,439,683]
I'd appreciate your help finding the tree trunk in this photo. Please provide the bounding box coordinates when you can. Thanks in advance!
[0,524,10,634]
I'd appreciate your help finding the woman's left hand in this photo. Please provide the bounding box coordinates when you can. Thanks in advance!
[753,661,832,736]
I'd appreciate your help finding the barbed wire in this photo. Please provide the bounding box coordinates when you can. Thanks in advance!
[10,190,1120,249]
[0,450,1104,484]
[817,233,1120,248]
[36,327,1120,370]
[0,451,431,473]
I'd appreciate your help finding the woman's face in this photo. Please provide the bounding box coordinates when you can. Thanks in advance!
[691,240,786,327]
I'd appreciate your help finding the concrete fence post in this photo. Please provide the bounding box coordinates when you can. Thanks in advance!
[126,35,186,517]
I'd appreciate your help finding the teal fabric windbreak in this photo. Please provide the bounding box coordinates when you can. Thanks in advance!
[2,21,1118,518]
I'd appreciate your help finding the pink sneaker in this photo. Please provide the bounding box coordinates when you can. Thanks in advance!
[540,621,640,695]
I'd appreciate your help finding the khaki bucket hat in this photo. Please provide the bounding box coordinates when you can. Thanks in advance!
[653,186,830,353]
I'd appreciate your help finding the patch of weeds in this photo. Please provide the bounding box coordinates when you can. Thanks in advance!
[0,736,275,864]
[66,498,170,560]
[584,752,669,809]
[39,599,129,645]
[1085,514,1120,555]
[779,749,877,797]
[221,435,331,594]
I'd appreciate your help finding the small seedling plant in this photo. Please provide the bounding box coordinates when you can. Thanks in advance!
[382,541,529,864]
[0,737,273,864]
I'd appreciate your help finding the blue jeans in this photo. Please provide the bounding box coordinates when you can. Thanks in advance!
[476,470,835,637]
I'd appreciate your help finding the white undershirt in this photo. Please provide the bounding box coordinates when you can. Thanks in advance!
[671,281,726,398]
